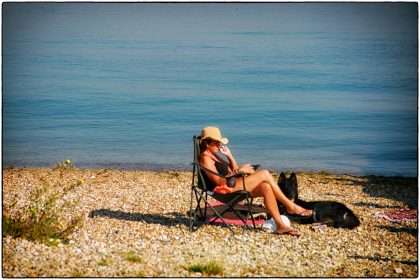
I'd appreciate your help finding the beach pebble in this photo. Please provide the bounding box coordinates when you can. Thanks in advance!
[395,268,403,274]
[2,168,417,277]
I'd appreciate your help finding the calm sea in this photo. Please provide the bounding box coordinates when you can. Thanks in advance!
[3,3,418,176]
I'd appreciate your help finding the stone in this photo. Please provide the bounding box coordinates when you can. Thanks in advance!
[2,168,417,277]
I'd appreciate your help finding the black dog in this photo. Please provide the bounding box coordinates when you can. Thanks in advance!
[277,172,360,229]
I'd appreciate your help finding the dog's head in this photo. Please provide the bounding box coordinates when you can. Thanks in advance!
[278,172,298,201]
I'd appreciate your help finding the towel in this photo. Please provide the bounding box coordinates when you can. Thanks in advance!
[205,201,266,226]
[375,208,417,222]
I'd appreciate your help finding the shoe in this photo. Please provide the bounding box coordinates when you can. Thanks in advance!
[298,209,313,216]
[287,209,313,217]
[273,229,301,237]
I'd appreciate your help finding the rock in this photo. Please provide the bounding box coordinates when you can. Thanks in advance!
[2,168,417,277]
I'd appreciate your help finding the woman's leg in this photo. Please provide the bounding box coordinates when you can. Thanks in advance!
[251,182,300,235]
[232,169,312,216]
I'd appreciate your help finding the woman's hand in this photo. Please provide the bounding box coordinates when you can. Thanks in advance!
[239,163,255,174]
[218,145,232,157]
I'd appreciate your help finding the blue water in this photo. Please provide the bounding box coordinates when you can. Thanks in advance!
[3,3,418,176]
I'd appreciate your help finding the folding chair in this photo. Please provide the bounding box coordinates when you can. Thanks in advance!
[189,135,258,234]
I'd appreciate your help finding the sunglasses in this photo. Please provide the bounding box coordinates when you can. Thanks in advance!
[210,140,221,147]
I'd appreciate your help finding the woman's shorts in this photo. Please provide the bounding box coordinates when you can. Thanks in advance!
[213,184,233,194]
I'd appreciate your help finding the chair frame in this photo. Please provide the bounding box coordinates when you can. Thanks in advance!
[189,135,257,234]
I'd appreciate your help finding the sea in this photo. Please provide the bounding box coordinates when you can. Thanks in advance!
[2,3,418,177]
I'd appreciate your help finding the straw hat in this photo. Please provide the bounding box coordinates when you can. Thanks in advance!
[200,126,228,144]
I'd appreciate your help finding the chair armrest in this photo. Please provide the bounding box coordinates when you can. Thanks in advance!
[226,172,246,179]
[195,163,245,179]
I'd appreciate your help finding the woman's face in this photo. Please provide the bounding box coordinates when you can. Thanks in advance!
[208,140,221,154]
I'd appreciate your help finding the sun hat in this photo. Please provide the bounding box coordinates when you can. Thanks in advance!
[200,126,228,145]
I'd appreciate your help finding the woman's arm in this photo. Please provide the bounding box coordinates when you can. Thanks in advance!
[218,146,238,171]
[219,146,255,175]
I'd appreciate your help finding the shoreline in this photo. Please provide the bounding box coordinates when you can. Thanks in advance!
[2,164,417,179]
[3,166,417,277]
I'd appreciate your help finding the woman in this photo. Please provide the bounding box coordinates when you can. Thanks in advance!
[199,126,312,236]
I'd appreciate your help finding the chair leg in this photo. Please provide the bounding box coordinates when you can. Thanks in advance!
[189,187,196,231]
[247,197,257,229]
[196,191,206,221]
[226,196,257,230]
[209,202,254,233]
[191,190,260,235]
[203,192,208,222]
[227,204,254,231]
[189,188,207,231]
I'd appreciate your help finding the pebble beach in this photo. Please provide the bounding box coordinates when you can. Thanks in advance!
[2,167,418,277]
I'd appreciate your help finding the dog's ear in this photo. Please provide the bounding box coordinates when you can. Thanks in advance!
[290,173,297,184]
[278,172,292,199]
[289,173,298,196]
[278,172,286,185]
